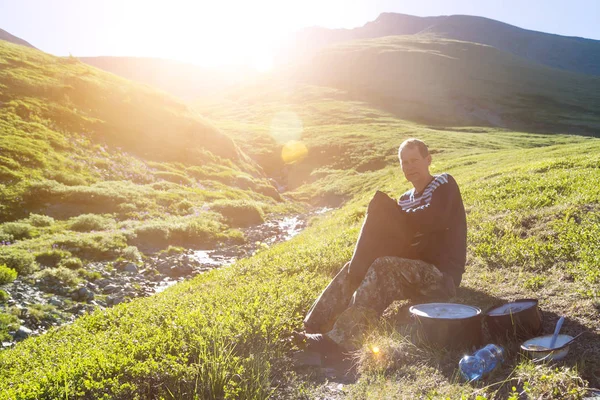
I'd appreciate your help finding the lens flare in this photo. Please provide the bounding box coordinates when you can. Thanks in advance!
[281,140,308,164]
[371,345,380,354]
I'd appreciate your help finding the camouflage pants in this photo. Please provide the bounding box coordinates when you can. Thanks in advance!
[305,256,455,351]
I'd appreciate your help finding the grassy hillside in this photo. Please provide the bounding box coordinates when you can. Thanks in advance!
[297,35,600,134]
[0,28,36,49]
[0,40,293,334]
[280,13,600,76]
[0,101,598,398]
[79,56,258,100]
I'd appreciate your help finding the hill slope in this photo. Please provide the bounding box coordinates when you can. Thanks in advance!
[0,39,287,308]
[281,13,600,76]
[295,35,600,134]
[1,114,598,398]
[0,28,36,49]
[80,56,258,100]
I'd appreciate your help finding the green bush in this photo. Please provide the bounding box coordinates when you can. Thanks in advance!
[68,214,115,232]
[212,200,265,227]
[170,199,194,216]
[0,312,19,342]
[0,232,12,244]
[77,269,102,281]
[36,267,81,287]
[35,249,72,268]
[154,171,194,185]
[130,223,170,250]
[170,218,225,247]
[27,213,55,227]
[0,248,37,275]
[0,290,9,303]
[58,257,83,270]
[0,222,36,240]
[0,264,17,284]
[53,232,127,261]
[121,246,141,262]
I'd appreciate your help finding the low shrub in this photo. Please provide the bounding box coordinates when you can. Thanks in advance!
[0,264,17,284]
[44,171,87,186]
[53,232,127,261]
[27,213,55,227]
[68,214,115,232]
[211,200,265,227]
[159,245,186,255]
[0,232,12,244]
[1,222,36,241]
[121,246,141,262]
[58,257,83,270]
[77,269,102,281]
[154,171,194,185]
[130,223,170,251]
[0,290,9,303]
[0,248,37,275]
[170,199,194,216]
[35,249,72,268]
[170,218,226,247]
[36,267,81,288]
[0,312,19,342]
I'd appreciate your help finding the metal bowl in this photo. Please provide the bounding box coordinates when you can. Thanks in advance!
[521,334,573,362]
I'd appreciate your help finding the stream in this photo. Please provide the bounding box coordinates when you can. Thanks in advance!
[0,207,331,348]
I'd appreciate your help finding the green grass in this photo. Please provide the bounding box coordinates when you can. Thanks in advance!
[0,126,597,398]
[1,36,599,399]
[0,39,291,277]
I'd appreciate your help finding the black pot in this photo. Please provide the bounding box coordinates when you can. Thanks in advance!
[485,299,543,341]
[410,303,483,350]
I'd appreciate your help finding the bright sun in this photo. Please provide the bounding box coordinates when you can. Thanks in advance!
[251,54,274,73]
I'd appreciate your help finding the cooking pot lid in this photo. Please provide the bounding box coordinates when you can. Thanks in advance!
[486,300,537,316]
[410,303,481,319]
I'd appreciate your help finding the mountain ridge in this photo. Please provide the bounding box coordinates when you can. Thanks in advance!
[280,12,600,76]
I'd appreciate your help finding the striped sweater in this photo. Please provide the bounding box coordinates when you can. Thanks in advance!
[397,173,467,285]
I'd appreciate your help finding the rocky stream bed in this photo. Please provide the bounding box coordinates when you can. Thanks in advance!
[0,208,331,349]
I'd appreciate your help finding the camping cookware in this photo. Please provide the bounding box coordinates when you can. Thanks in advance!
[485,299,543,340]
[410,303,483,349]
[521,333,579,362]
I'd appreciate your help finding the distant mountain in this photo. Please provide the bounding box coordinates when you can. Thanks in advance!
[280,13,600,76]
[80,57,257,100]
[294,35,600,134]
[0,28,36,49]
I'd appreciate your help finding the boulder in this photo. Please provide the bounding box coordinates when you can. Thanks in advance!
[124,263,138,273]
[14,326,33,341]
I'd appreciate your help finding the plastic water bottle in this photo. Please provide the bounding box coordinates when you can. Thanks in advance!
[459,344,505,381]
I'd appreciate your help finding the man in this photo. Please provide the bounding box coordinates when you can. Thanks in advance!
[298,138,467,353]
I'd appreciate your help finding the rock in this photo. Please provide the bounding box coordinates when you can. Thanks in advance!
[14,326,33,341]
[168,264,194,278]
[103,284,119,294]
[96,278,111,288]
[72,287,94,302]
[124,263,138,273]
[48,297,63,307]
[107,295,125,306]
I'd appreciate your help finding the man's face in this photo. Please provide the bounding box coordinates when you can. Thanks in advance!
[400,146,432,185]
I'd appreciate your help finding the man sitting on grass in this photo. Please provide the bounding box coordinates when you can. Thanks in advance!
[297,138,467,354]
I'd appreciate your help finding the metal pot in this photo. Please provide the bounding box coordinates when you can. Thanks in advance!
[410,303,483,350]
[485,299,543,341]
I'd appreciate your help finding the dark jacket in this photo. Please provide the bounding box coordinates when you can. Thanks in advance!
[398,173,467,286]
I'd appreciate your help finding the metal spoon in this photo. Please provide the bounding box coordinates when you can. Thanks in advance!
[549,316,565,349]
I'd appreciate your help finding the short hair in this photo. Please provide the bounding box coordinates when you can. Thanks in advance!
[398,138,429,159]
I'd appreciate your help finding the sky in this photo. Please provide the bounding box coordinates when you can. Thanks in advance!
[0,0,599,69]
